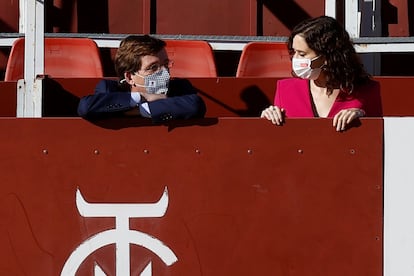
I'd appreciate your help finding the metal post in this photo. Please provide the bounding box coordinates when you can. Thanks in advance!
[325,0,336,18]
[345,0,360,38]
[359,0,382,75]
[360,0,381,36]
[19,0,26,33]
[17,0,44,118]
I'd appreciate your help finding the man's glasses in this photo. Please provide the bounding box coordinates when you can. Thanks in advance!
[141,60,174,75]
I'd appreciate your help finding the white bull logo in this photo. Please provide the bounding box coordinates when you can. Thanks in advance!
[61,187,177,276]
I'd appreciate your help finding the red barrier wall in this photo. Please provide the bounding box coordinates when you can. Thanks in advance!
[0,118,383,275]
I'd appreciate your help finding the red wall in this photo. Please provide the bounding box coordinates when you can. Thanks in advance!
[1,1,411,37]
[0,117,383,275]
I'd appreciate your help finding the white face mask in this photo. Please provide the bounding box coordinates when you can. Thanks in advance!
[292,56,323,80]
[134,68,170,94]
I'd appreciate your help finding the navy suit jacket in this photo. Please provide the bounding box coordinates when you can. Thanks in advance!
[77,78,206,122]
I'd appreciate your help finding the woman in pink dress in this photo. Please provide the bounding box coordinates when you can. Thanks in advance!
[261,16,382,131]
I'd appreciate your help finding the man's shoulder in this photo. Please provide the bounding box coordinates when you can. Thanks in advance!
[95,78,125,92]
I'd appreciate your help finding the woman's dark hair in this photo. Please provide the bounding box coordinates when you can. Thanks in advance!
[288,16,370,94]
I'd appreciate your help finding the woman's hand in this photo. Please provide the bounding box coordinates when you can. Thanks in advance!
[260,105,285,125]
[333,108,365,131]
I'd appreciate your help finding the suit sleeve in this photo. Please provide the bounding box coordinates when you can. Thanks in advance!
[77,79,134,118]
[148,93,206,123]
[77,78,206,122]
[145,78,206,123]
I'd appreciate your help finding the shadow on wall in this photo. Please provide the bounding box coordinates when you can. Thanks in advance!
[42,78,80,117]
[0,51,8,81]
[381,0,398,36]
[45,0,116,76]
[196,85,271,117]
[0,19,16,80]
[45,0,74,32]
[238,86,272,116]
[379,1,414,75]
[257,0,311,35]
[85,117,220,131]
[45,0,109,33]
[409,0,414,35]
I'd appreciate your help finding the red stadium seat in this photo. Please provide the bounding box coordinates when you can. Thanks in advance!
[5,37,104,81]
[165,40,217,77]
[236,42,292,77]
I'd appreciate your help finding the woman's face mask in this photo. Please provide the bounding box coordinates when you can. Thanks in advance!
[135,67,170,94]
[292,55,323,80]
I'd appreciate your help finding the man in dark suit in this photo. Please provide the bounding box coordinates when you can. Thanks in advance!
[77,35,206,123]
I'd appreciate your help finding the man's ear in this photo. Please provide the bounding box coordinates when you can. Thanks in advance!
[124,72,134,85]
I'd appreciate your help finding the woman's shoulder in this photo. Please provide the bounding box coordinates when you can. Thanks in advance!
[277,77,308,91]
[277,77,309,86]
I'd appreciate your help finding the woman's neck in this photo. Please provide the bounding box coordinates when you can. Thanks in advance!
[309,80,340,118]
[312,72,328,89]
[310,80,327,95]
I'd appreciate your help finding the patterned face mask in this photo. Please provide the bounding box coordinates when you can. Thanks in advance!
[134,67,170,94]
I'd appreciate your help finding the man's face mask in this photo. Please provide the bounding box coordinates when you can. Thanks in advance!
[135,67,170,94]
[292,55,323,80]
